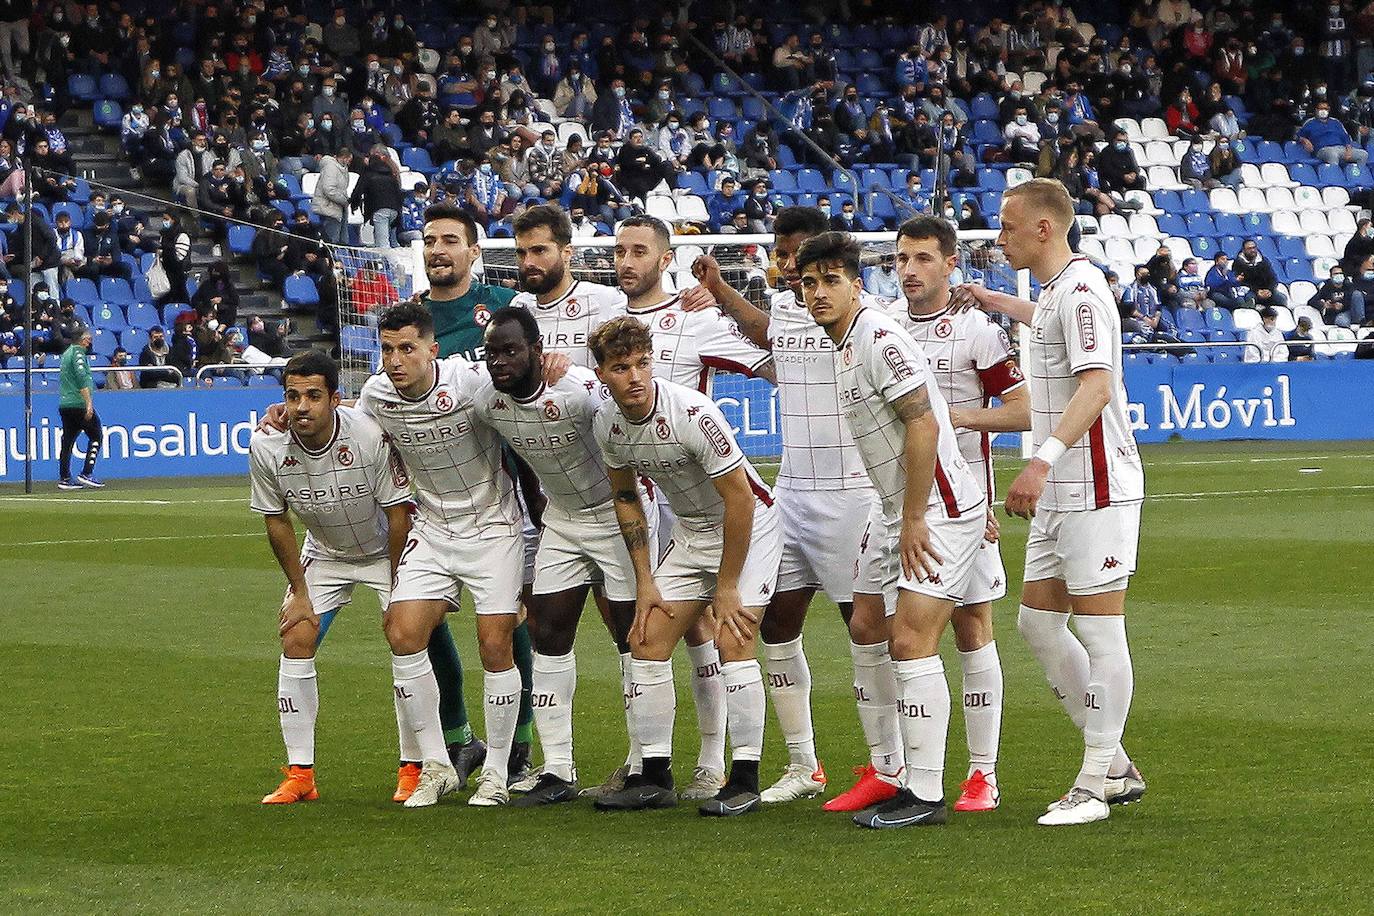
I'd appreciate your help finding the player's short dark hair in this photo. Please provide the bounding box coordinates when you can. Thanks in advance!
[589,316,654,365]
[617,214,671,248]
[512,203,573,247]
[487,306,541,347]
[774,206,830,240]
[283,349,339,393]
[896,215,957,257]
[423,201,478,245]
[377,301,435,338]
[796,231,861,280]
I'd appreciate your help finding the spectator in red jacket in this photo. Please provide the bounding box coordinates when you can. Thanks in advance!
[1165,88,1202,137]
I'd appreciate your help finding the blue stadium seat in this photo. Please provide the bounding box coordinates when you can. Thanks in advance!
[971,120,1002,146]
[768,169,798,192]
[1252,140,1283,163]
[90,304,127,331]
[283,275,319,307]
[856,73,886,96]
[121,327,149,354]
[65,278,99,305]
[1217,235,1242,255]
[1277,237,1306,260]
[1315,163,1344,186]
[67,73,97,102]
[971,94,999,121]
[89,327,118,357]
[1157,213,1187,236]
[777,145,798,168]
[1214,213,1245,236]
[1186,213,1216,236]
[1288,162,1318,186]
[1176,309,1206,331]
[270,200,295,220]
[228,224,256,255]
[857,214,885,231]
[100,278,136,306]
[1256,237,1282,261]
[1180,189,1209,212]
[1347,164,1374,188]
[1155,190,1185,213]
[1204,307,1237,332]
[280,174,305,201]
[707,97,738,120]
[98,73,131,100]
[796,168,827,192]
[741,96,766,121]
[402,147,437,176]
[53,202,85,229]
[93,100,123,131]
[1192,236,1216,258]
[855,48,882,70]
[833,170,858,197]
[1209,328,1238,342]
[977,167,1006,191]
[125,302,159,330]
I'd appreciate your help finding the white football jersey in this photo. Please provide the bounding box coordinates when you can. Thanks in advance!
[357,356,521,538]
[249,406,412,562]
[769,288,893,492]
[472,365,617,514]
[834,307,984,521]
[595,379,773,535]
[628,293,772,394]
[1027,256,1145,512]
[900,303,1025,500]
[511,280,626,368]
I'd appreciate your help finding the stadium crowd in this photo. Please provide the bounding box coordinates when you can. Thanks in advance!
[1,0,1374,371]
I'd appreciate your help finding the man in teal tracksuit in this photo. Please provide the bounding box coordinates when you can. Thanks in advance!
[57,326,106,490]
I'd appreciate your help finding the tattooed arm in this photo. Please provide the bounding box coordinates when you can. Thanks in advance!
[607,465,670,644]
[893,383,944,582]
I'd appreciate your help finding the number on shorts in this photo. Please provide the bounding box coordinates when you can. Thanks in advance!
[397,537,420,567]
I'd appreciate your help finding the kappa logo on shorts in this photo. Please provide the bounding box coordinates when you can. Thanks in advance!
[564,298,582,318]
[934,318,953,339]
[434,390,454,413]
[655,415,672,440]
[659,313,677,330]
[543,399,561,420]
[336,444,353,466]
[991,576,1003,590]
[473,304,493,327]
[1101,556,1121,571]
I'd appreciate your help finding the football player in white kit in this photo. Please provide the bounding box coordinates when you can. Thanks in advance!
[473,307,653,806]
[893,216,1031,813]
[589,316,783,817]
[251,351,416,806]
[954,179,1146,826]
[689,206,899,808]
[356,302,529,809]
[798,232,987,829]
[613,215,777,802]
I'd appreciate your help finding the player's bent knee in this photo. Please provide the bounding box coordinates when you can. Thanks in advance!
[383,602,441,654]
[475,615,517,670]
[848,595,889,644]
[281,624,318,659]
[1069,581,1129,611]
[760,589,809,644]
[952,603,994,651]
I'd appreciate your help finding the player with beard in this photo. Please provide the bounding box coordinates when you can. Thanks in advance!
[892,216,1031,812]
[472,307,652,805]
[612,215,777,802]
[687,207,906,810]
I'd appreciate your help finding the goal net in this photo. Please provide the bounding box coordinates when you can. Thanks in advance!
[334,230,1025,460]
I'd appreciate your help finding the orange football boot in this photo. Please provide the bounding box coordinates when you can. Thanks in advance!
[262,765,319,804]
[393,762,422,803]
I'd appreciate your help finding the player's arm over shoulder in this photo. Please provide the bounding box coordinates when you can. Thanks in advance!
[247,432,288,514]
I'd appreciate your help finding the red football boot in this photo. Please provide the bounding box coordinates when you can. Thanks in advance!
[821,764,901,812]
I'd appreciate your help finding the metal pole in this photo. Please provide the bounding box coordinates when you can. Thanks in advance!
[22,154,33,494]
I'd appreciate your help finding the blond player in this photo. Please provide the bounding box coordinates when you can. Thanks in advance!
[954,178,1146,826]
[612,214,776,801]
[249,351,416,805]
[893,216,1031,812]
[590,316,783,817]
[799,232,987,829]
[356,302,527,809]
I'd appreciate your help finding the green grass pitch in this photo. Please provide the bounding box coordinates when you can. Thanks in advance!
[1,440,1370,914]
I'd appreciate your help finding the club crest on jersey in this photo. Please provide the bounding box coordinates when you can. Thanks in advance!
[1076,303,1098,351]
[281,456,300,468]
[658,313,677,330]
[564,298,582,318]
[473,304,493,327]
[934,318,953,339]
[882,345,913,380]
[336,444,353,466]
[543,399,561,420]
[610,423,623,436]
[655,415,671,440]
[434,390,455,413]
[842,344,853,365]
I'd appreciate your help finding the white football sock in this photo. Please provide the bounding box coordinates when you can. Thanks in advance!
[532,651,577,782]
[278,655,318,767]
[631,657,676,759]
[686,641,726,772]
[1072,615,1134,798]
[393,680,422,764]
[763,637,818,769]
[894,655,951,803]
[481,666,522,783]
[1018,606,1132,778]
[721,659,765,762]
[619,652,643,774]
[958,641,1003,779]
[392,650,446,763]
[850,640,903,783]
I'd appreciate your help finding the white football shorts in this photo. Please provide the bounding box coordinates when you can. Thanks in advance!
[296,554,392,614]
[654,505,783,607]
[533,503,653,603]
[774,485,879,604]
[389,521,524,616]
[1023,502,1141,596]
[853,501,988,614]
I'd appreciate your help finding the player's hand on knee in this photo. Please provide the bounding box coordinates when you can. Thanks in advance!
[541,351,572,384]
[713,588,757,646]
[900,515,943,582]
[630,584,672,646]
[259,402,288,433]
[279,591,318,636]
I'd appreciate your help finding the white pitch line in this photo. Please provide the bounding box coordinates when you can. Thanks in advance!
[1,532,259,547]
[1148,484,1374,501]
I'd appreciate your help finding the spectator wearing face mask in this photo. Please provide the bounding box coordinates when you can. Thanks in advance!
[349,144,404,249]
[744,179,775,233]
[1342,220,1374,275]
[1179,138,1217,189]
[253,213,293,290]
[1209,137,1242,188]
[554,63,597,121]
[173,131,214,207]
[1205,251,1243,310]
[344,107,381,158]
[155,212,191,309]
[192,260,240,328]
[466,157,514,227]
[526,131,566,201]
[1298,101,1368,165]
[1244,306,1289,363]
[311,146,353,245]
[1233,238,1287,307]
[1310,266,1366,328]
[1285,316,1317,361]
[1098,127,1147,193]
[1003,105,1041,164]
